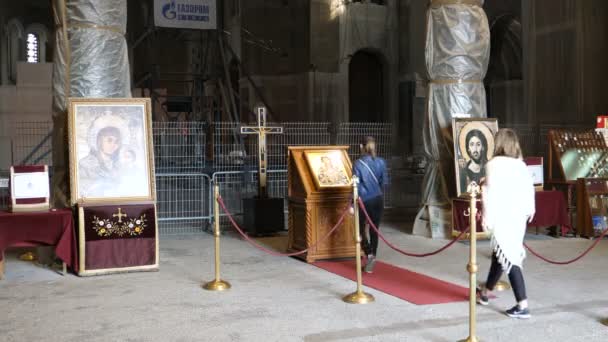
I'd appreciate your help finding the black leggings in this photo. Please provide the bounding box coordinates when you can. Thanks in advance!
[359,196,384,256]
[485,252,527,302]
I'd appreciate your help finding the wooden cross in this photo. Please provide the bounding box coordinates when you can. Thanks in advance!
[113,208,127,223]
[240,107,283,198]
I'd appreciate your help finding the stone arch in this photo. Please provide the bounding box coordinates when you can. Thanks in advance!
[486,14,522,82]
[348,49,386,122]
[6,18,25,82]
[485,14,523,124]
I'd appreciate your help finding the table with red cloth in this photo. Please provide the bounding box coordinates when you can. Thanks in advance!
[452,190,572,236]
[0,209,78,278]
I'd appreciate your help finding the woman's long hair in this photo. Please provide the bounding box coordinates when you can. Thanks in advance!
[493,128,522,159]
[360,136,377,158]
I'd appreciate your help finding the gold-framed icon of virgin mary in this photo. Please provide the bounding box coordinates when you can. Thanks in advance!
[68,98,156,205]
[304,149,352,189]
[453,118,498,197]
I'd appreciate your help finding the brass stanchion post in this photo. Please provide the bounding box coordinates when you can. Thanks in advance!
[343,176,375,304]
[460,182,481,342]
[203,184,231,291]
[19,251,37,261]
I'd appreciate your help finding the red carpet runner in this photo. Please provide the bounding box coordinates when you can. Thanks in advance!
[313,259,469,305]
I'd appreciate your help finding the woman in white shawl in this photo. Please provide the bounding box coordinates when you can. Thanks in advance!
[477,129,535,319]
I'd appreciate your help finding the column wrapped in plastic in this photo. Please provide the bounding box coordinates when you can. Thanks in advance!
[52,0,68,114]
[53,0,131,110]
[413,2,490,238]
[51,0,131,206]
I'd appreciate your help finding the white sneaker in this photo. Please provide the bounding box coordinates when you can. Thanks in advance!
[364,255,376,273]
[505,305,531,319]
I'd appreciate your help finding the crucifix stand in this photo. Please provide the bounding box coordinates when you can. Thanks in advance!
[240,107,285,236]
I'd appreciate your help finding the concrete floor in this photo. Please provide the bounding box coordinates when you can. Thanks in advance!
[2,222,608,342]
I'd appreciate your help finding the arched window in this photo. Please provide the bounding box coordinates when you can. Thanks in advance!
[26,33,39,63]
[25,23,49,63]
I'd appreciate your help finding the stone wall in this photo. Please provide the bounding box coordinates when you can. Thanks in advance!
[0,62,53,167]
[524,0,608,126]
[397,0,427,154]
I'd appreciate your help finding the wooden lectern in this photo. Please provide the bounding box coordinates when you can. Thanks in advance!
[287,146,355,263]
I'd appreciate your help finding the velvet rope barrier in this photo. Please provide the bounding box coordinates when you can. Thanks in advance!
[217,196,349,257]
[523,226,608,265]
[358,198,469,257]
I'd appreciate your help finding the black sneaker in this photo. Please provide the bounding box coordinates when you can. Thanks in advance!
[476,287,489,306]
[505,305,531,319]
[364,255,376,273]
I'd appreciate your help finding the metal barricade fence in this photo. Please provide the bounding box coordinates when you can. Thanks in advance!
[153,121,206,173]
[213,122,256,172]
[336,122,394,207]
[0,121,53,211]
[212,170,288,228]
[336,122,393,162]
[155,173,212,234]
[268,123,331,169]
[212,122,331,172]
[8,119,600,235]
[11,121,53,166]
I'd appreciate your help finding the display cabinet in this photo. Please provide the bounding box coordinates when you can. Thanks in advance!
[547,130,608,235]
[287,146,355,263]
[548,130,608,181]
[576,178,608,238]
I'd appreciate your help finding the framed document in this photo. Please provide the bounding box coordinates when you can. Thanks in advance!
[68,98,156,205]
[13,172,50,199]
[10,165,50,212]
[524,157,544,190]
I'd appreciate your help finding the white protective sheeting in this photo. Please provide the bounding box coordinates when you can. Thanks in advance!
[52,0,131,113]
[413,1,490,238]
[51,0,131,207]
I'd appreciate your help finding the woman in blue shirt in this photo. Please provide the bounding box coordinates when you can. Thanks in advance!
[353,136,387,273]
